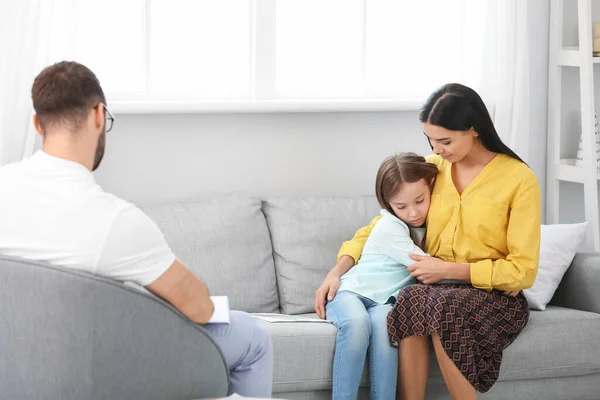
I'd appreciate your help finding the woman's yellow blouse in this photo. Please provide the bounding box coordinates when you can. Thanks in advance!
[338,154,541,292]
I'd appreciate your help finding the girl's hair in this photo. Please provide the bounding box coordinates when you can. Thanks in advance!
[419,83,524,163]
[375,152,438,215]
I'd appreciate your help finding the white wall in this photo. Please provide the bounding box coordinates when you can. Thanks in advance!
[94,1,551,211]
[93,112,426,205]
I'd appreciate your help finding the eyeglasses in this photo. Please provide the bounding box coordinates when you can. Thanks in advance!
[103,104,115,132]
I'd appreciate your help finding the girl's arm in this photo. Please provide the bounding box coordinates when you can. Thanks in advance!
[375,220,428,266]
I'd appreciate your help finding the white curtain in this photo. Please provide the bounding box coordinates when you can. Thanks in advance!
[481,0,531,163]
[0,0,79,166]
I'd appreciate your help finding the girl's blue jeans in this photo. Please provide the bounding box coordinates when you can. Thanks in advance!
[326,290,398,400]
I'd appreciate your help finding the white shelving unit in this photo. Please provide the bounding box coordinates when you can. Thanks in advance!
[547,0,600,250]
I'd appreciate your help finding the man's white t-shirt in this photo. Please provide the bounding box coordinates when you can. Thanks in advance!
[0,151,175,286]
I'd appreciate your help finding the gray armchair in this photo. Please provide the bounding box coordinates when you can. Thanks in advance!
[0,256,229,400]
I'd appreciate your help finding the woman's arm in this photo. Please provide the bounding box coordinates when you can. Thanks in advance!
[336,216,382,264]
[445,262,471,281]
[409,258,519,295]
[470,178,541,292]
[408,177,540,291]
[407,255,470,284]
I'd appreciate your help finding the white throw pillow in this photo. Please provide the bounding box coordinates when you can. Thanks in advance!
[523,222,588,311]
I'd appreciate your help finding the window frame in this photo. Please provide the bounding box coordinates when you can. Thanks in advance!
[108,0,442,114]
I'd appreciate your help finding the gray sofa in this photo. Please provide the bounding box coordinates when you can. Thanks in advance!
[3,195,600,399]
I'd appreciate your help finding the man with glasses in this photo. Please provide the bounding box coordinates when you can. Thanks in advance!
[0,61,273,398]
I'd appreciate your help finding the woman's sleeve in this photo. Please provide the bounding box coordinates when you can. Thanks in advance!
[336,216,381,264]
[470,176,541,291]
[425,154,442,167]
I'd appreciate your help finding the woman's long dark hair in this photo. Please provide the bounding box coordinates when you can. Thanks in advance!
[419,83,524,163]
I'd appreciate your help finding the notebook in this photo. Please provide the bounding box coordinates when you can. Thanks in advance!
[252,313,331,323]
[207,296,231,324]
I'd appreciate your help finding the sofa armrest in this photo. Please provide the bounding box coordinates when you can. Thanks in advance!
[549,252,600,314]
[0,256,229,400]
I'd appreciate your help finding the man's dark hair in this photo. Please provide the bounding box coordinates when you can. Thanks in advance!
[31,61,106,133]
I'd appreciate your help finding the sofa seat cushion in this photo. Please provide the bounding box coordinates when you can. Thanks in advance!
[256,313,369,393]
[495,305,600,381]
[426,305,600,383]
[143,197,279,313]
[262,306,600,393]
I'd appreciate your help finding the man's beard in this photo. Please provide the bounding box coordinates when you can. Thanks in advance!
[92,128,105,171]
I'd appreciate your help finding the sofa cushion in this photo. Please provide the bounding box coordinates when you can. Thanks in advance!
[142,197,279,313]
[497,305,600,381]
[263,197,381,314]
[262,306,600,394]
[426,306,600,382]
[524,222,588,310]
[256,313,368,394]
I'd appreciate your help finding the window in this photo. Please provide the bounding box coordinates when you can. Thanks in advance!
[275,0,363,98]
[76,0,249,100]
[75,0,488,108]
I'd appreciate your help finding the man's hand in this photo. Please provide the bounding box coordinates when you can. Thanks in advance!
[146,259,214,324]
[314,274,341,320]
[407,254,448,285]
[504,290,520,297]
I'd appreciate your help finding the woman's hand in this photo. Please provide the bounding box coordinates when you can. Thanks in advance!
[407,254,449,284]
[314,274,341,319]
[504,290,520,297]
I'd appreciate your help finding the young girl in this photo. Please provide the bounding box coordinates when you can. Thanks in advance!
[323,153,438,400]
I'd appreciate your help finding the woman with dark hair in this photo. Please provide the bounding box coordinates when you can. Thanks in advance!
[315,83,541,399]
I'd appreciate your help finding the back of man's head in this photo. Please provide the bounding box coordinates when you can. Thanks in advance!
[32,61,106,134]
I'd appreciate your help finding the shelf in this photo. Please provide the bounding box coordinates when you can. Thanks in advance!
[556,46,600,66]
[556,159,600,183]
[547,0,600,250]
[558,48,582,66]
